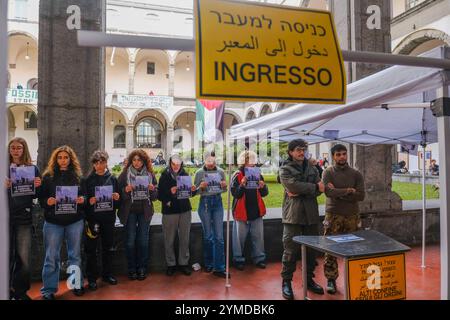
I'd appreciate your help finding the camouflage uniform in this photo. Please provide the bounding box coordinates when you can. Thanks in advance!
[323,213,361,280]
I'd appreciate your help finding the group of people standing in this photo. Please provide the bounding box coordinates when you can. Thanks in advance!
[279,139,365,299]
[7,135,364,301]
[7,137,270,300]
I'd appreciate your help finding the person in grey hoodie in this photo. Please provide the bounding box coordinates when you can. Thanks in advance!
[194,151,228,278]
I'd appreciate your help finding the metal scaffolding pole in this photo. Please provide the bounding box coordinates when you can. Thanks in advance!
[0,0,9,301]
[77,30,450,69]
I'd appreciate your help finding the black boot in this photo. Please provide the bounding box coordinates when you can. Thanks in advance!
[282,280,294,300]
[307,278,324,295]
[327,279,337,294]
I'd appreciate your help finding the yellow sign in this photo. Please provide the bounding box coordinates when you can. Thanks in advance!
[194,0,346,103]
[347,253,406,300]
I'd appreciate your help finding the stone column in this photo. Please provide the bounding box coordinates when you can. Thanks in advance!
[126,123,134,155]
[38,0,105,173]
[128,59,135,95]
[166,124,174,157]
[331,0,402,212]
[168,57,176,96]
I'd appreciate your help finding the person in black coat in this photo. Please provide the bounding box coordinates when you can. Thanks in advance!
[6,137,41,300]
[39,145,86,300]
[158,154,197,276]
[83,151,120,291]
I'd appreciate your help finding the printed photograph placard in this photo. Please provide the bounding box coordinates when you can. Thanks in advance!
[10,166,35,197]
[131,175,149,201]
[205,172,222,193]
[177,176,192,199]
[55,186,78,215]
[95,185,113,212]
[244,167,261,189]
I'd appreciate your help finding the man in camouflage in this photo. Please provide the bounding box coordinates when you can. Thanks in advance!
[322,144,365,294]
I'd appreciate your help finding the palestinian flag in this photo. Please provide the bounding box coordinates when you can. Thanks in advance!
[195,99,225,143]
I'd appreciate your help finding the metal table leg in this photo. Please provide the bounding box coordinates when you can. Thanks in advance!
[302,245,309,300]
[344,258,349,300]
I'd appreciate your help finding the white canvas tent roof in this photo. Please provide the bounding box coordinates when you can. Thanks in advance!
[229,48,450,145]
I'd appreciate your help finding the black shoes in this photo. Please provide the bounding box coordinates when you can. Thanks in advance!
[88,281,98,291]
[102,275,118,285]
[128,271,138,280]
[42,293,55,300]
[327,279,337,294]
[72,287,85,297]
[179,265,192,276]
[137,270,147,281]
[256,261,266,269]
[282,280,294,300]
[166,266,177,276]
[12,293,31,300]
[307,278,324,295]
[204,266,213,273]
[233,262,245,271]
[213,271,230,279]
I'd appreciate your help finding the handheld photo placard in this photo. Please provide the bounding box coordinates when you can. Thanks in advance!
[10,166,35,197]
[55,186,78,215]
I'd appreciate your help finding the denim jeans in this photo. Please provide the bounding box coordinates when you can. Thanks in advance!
[198,194,225,272]
[125,212,151,273]
[232,217,266,264]
[9,223,32,297]
[41,219,84,296]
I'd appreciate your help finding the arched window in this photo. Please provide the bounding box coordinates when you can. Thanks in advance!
[27,78,38,90]
[260,104,272,117]
[135,118,162,148]
[113,125,126,148]
[24,111,37,129]
[246,111,256,121]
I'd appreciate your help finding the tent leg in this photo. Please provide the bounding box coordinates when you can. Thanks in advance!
[421,144,427,269]
[225,163,232,288]
[0,0,9,301]
[435,85,450,300]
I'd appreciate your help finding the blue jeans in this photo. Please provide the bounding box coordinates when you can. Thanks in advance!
[125,212,151,273]
[41,219,84,296]
[232,217,266,264]
[198,194,225,272]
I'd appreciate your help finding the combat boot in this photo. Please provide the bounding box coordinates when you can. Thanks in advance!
[327,279,337,294]
[307,278,324,295]
[282,280,294,300]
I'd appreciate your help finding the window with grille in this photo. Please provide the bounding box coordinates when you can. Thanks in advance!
[113,125,126,148]
[135,118,162,148]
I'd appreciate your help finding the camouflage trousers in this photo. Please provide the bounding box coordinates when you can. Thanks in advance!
[323,213,361,281]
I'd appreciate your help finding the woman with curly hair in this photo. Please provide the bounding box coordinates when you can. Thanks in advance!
[39,146,86,300]
[118,149,158,281]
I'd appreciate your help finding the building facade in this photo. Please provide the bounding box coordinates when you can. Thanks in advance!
[6,0,449,172]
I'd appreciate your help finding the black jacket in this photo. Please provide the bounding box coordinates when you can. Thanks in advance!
[39,170,86,226]
[83,170,120,222]
[158,163,197,215]
[8,165,40,226]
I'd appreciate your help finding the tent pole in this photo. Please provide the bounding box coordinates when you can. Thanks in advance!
[225,162,232,288]
[434,86,450,300]
[421,144,427,269]
[0,0,9,301]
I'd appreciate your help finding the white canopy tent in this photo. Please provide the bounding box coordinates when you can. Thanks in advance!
[229,47,450,271]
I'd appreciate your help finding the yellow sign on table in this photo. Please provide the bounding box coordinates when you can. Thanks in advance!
[347,253,406,300]
[194,0,346,103]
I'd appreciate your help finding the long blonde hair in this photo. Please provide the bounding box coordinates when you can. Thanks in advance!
[43,145,82,179]
[8,137,33,166]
